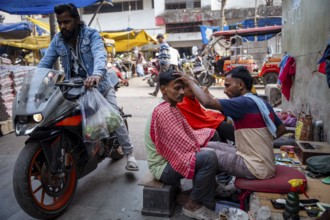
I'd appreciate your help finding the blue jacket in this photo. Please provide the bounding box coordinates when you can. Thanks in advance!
[38,24,112,94]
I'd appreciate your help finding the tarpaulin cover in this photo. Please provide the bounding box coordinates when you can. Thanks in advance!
[0,0,110,15]
[0,22,33,33]
[239,17,282,29]
[0,35,50,50]
[200,25,220,44]
[0,29,156,52]
[204,17,282,43]
[26,17,59,34]
[0,21,46,38]
[212,26,282,42]
[101,30,157,52]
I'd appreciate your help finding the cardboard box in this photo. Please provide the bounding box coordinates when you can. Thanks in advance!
[294,141,330,164]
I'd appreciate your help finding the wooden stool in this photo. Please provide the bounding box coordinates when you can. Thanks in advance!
[139,172,178,217]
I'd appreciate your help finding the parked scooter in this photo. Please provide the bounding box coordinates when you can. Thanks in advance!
[13,55,26,65]
[143,58,159,87]
[12,68,131,219]
[107,62,129,88]
[181,55,215,87]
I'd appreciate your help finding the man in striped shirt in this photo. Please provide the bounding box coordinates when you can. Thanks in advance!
[149,33,171,97]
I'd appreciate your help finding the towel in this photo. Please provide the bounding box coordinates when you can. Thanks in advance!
[244,93,277,137]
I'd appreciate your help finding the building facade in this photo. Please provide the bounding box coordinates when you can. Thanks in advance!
[281,0,330,142]
[77,0,282,55]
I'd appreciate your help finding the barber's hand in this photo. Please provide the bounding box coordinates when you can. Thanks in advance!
[84,75,102,88]
[173,71,196,85]
[201,86,210,94]
[201,86,215,98]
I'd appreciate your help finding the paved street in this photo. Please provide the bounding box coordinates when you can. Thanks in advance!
[0,76,264,220]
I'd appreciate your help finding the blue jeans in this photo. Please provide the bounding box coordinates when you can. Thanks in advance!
[159,150,218,209]
[104,88,133,155]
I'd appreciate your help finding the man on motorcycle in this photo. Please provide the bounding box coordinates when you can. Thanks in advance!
[38,3,139,171]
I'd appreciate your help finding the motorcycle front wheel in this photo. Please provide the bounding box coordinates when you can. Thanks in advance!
[197,72,215,87]
[13,142,77,219]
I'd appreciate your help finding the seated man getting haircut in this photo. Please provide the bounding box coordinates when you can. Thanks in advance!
[144,69,219,220]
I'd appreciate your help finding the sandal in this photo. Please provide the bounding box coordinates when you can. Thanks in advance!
[125,154,139,171]
[148,92,157,97]
[182,205,218,220]
[322,176,330,184]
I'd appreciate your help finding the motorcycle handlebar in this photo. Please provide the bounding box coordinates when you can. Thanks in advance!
[55,82,85,88]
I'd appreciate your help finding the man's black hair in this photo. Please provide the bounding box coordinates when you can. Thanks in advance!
[227,66,253,91]
[159,69,180,86]
[54,3,80,19]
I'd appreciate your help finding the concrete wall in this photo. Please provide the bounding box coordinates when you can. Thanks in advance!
[282,0,330,142]
[85,0,160,35]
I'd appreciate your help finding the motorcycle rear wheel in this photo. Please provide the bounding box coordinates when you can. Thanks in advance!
[13,142,77,219]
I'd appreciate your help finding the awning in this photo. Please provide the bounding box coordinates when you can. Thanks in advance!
[0,22,32,39]
[0,35,50,50]
[0,29,156,52]
[0,0,111,15]
[0,21,46,39]
[0,22,32,33]
[101,30,157,52]
[26,17,59,34]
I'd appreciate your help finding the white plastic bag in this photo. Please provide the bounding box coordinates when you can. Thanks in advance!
[79,88,123,142]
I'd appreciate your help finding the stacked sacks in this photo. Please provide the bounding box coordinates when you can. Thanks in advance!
[0,67,14,120]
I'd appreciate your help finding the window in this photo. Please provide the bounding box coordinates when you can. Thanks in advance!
[166,22,202,33]
[83,0,143,14]
[165,0,201,10]
[165,2,186,10]
[193,1,201,8]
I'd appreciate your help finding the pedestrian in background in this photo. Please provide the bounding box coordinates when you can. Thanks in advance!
[136,52,145,77]
[148,33,170,97]
[169,46,180,71]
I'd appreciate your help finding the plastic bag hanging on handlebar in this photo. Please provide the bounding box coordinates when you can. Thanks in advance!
[79,88,123,142]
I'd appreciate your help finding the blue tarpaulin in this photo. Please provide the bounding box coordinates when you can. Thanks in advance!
[0,22,32,32]
[0,0,111,15]
[201,17,281,44]
[200,25,220,44]
[0,22,45,35]
[238,17,281,42]
[240,17,282,29]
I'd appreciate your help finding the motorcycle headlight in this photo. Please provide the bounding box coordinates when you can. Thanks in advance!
[32,113,43,123]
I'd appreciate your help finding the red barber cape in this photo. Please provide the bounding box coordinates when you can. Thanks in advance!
[177,96,225,130]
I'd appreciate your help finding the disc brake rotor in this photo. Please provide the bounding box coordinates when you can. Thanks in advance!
[40,164,71,197]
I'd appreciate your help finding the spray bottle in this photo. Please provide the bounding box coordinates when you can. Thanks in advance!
[283,179,305,220]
